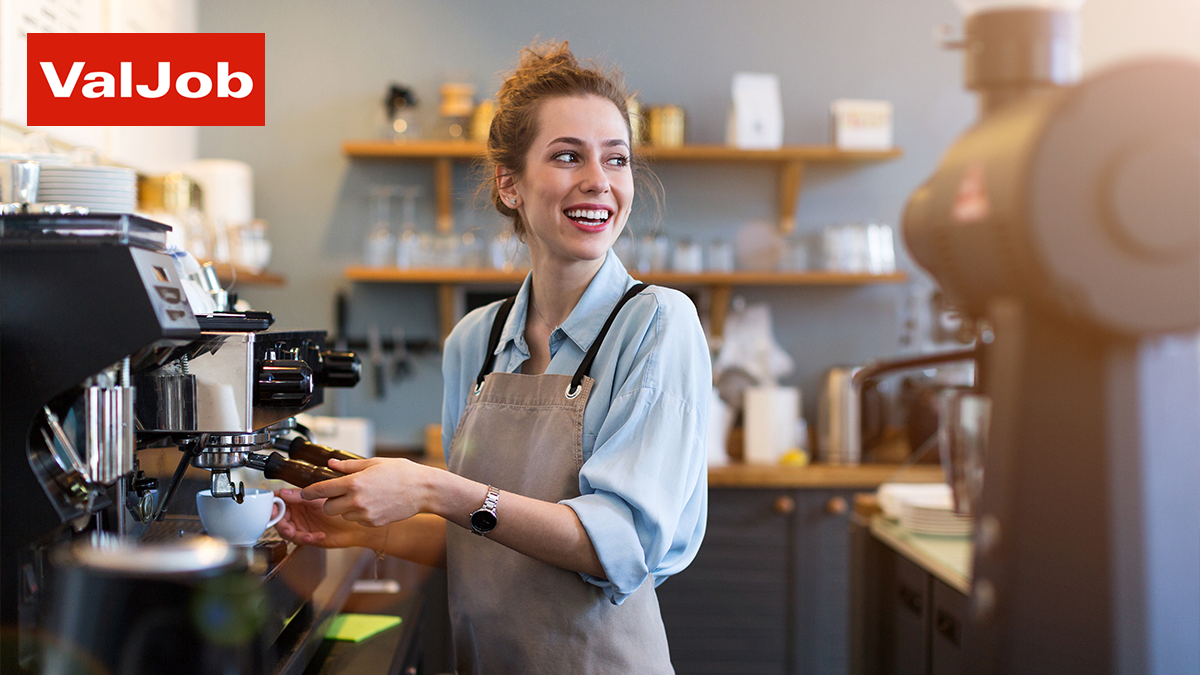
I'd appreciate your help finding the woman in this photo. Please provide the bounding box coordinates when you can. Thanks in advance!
[277,41,710,674]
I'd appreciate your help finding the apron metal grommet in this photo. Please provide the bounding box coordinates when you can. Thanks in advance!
[473,382,484,395]
[565,383,581,400]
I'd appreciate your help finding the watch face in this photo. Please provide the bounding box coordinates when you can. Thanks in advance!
[471,510,497,533]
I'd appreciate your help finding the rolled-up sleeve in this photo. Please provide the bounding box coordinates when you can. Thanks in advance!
[562,287,710,605]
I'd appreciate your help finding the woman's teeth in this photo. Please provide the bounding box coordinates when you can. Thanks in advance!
[565,208,611,223]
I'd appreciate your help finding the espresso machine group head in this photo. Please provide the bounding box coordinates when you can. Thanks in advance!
[903,3,1199,674]
[0,212,361,673]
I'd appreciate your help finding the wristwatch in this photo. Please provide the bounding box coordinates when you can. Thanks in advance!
[470,485,500,536]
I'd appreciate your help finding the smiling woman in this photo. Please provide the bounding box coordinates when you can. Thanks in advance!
[276,40,709,675]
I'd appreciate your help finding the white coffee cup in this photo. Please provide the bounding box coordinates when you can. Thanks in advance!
[196,488,285,546]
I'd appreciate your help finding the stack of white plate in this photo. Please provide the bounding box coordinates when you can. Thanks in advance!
[37,165,138,214]
[899,500,974,536]
[878,482,974,536]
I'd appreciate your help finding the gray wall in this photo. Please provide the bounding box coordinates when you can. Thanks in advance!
[196,0,981,448]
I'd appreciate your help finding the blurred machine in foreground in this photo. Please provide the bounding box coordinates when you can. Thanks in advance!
[902,1,1199,674]
[0,212,362,674]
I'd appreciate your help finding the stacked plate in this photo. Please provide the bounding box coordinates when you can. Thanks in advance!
[899,500,974,536]
[878,482,974,536]
[37,165,138,214]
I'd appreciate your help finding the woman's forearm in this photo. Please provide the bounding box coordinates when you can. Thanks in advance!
[423,467,605,578]
[367,514,448,569]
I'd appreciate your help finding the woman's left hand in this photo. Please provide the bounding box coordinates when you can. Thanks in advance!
[298,457,432,527]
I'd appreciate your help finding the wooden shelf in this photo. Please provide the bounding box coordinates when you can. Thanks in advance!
[203,260,287,287]
[344,266,906,286]
[344,265,906,344]
[341,140,902,234]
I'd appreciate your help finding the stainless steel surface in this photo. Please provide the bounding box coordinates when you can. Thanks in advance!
[83,382,135,485]
[193,451,252,469]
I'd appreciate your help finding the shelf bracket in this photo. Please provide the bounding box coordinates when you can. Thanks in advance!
[437,283,459,344]
[707,284,734,351]
[435,157,454,233]
[778,160,804,235]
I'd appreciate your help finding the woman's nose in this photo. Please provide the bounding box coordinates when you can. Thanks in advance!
[579,158,610,194]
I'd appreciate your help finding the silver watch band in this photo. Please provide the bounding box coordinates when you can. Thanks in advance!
[481,485,500,512]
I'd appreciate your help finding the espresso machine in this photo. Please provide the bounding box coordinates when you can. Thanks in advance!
[0,210,362,673]
[903,2,1199,673]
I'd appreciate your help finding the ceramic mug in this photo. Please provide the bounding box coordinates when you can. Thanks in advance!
[196,488,285,546]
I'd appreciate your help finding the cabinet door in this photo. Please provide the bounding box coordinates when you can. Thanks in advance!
[884,550,932,675]
[658,488,793,675]
[929,579,966,675]
[791,490,856,675]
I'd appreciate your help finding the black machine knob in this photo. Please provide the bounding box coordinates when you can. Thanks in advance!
[288,437,363,465]
[316,349,361,388]
[246,452,343,488]
[255,359,314,406]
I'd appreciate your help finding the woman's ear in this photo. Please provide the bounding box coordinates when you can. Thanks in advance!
[496,167,520,208]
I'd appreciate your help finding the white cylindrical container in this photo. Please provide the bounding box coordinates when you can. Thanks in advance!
[743,386,801,465]
[180,159,254,227]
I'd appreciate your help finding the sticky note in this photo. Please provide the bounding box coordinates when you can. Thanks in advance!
[324,613,402,642]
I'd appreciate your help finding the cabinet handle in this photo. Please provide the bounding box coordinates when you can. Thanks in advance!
[936,609,961,646]
[898,585,923,615]
[773,496,796,514]
[825,496,848,515]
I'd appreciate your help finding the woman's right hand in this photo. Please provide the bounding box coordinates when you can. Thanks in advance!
[275,487,374,549]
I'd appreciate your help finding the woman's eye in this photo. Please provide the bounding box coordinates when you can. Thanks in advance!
[607,155,630,167]
[552,151,579,163]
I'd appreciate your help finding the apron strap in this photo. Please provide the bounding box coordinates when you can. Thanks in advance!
[569,283,649,396]
[474,295,517,392]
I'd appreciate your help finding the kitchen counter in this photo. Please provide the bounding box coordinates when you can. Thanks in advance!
[708,462,945,488]
[869,515,973,594]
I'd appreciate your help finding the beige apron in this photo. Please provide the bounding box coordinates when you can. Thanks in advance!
[445,283,674,675]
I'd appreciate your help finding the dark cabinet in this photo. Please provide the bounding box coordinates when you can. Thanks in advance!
[849,520,968,675]
[657,487,856,675]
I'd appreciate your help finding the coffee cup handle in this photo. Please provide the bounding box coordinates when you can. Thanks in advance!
[266,497,287,530]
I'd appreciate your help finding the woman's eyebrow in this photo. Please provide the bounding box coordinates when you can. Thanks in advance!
[547,136,630,149]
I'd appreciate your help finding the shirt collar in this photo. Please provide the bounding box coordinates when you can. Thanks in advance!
[495,249,633,356]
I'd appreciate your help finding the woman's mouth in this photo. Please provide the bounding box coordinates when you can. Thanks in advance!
[564,207,613,231]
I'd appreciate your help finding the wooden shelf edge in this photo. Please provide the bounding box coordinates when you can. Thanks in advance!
[342,139,903,163]
[204,260,287,287]
[344,266,907,286]
[708,462,944,489]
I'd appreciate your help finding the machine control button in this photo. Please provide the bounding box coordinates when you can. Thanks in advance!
[255,359,314,406]
[316,349,362,388]
[155,285,183,304]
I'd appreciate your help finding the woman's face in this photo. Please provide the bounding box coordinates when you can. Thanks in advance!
[507,95,633,269]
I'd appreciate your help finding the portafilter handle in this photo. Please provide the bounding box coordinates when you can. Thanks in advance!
[244,452,343,488]
[286,437,363,465]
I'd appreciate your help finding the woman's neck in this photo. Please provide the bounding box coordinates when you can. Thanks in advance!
[528,252,606,330]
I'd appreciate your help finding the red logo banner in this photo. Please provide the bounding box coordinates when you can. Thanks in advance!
[27,33,265,126]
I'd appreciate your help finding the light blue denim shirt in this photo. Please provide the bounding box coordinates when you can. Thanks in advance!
[442,249,710,605]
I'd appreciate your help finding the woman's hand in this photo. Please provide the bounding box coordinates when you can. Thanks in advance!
[274,488,370,549]
[299,457,433,528]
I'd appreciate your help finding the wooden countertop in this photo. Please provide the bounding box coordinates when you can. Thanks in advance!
[707,462,945,489]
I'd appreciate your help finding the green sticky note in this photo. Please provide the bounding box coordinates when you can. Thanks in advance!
[324,613,402,642]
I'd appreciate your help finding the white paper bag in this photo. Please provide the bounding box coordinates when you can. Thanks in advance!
[727,73,783,150]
